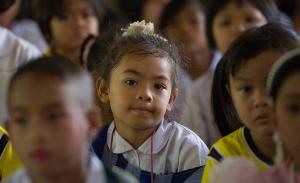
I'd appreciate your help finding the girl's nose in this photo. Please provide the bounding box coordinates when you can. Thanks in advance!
[254,90,269,108]
[136,86,153,102]
[72,15,85,27]
[27,120,46,144]
[232,21,247,36]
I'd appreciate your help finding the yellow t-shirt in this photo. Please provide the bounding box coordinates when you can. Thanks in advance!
[0,127,22,180]
[201,127,272,183]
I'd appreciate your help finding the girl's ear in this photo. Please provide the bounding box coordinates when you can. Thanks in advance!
[87,105,102,140]
[96,77,109,103]
[167,88,178,112]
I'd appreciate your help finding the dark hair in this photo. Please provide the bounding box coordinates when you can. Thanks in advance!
[81,28,116,72]
[8,56,94,110]
[0,0,15,12]
[159,0,206,31]
[32,0,104,42]
[206,0,280,50]
[268,48,300,103]
[212,23,299,136]
[101,31,181,89]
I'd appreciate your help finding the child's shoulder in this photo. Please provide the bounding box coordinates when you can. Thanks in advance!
[171,121,205,139]
[2,168,28,183]
[164,121,208,168]
[0,126,8,135]
[208,127,249,161]
[213,127,245,146]
[166,121,209,152]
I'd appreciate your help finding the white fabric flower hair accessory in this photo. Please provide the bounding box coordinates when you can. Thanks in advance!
[121,20,168,42]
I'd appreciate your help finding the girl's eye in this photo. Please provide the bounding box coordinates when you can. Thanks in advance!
[240,86,253,94]
[188,15,201,25]
[286,103,300,114]
[46,112,63,122]
[245,16,255,24]
[125,80,137,86]
[154,83,167,90]
[13,116,28,126]
[82,11,95,19]
[57,13,71,21]
[220,19,231,26]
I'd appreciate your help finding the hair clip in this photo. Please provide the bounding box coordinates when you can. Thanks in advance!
[121,20,168,42]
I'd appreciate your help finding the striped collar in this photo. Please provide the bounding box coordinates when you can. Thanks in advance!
[107,121,173,154]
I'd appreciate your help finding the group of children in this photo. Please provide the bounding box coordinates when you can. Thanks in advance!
[0,0,300,183]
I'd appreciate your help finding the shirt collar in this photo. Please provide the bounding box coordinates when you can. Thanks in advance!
[210,50,222,70]
[108,121,172,154]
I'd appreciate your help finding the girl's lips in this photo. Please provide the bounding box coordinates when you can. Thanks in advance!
[130,107,153,115]
[30,149,51,161]
[254,114,271,124]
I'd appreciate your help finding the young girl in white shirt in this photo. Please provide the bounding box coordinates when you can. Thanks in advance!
[92,20,208,183]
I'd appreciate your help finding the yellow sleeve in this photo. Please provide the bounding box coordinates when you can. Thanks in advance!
[201,156,218,183]
[0,127,22,180]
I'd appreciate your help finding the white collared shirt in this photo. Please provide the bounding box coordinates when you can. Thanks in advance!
[180,51,222,147]
[3,154,107,183]
[0,27,40,124]
[107,120,209,174]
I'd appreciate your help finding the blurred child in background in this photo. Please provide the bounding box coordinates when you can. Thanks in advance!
[180,0,281,147]
[33,0,104,65]
[209,45,300,183]
[4,56,137,183]
[201,23,298,183]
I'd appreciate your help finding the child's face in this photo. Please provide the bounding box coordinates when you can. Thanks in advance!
[50,0,99,52]
[274,71,300,165]
[8,73,92,178]
[229,50,282,138]
[165,4,208,62]
[143,0,169,27]
[102,55,176,133]
[213,1,267,54]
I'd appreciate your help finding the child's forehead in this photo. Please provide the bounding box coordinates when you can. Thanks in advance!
[10,73,84,105]
[62,0,93,11]
[231,50,281,78]
[11,73,71,93]
[114,54,173,74]
[119,54,172,66]
[218,1,258,13]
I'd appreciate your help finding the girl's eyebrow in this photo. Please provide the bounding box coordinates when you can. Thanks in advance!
[122,69,141,76]
[234,75,268,83]
[233,75,252,82]
[10,106,26,113]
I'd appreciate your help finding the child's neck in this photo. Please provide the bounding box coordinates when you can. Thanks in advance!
[31,155,88,183]
[250,130,275,162]
[115,122,159,149]
[32,171,85,183]
[54,47,81,65]
[186,48,212,80]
